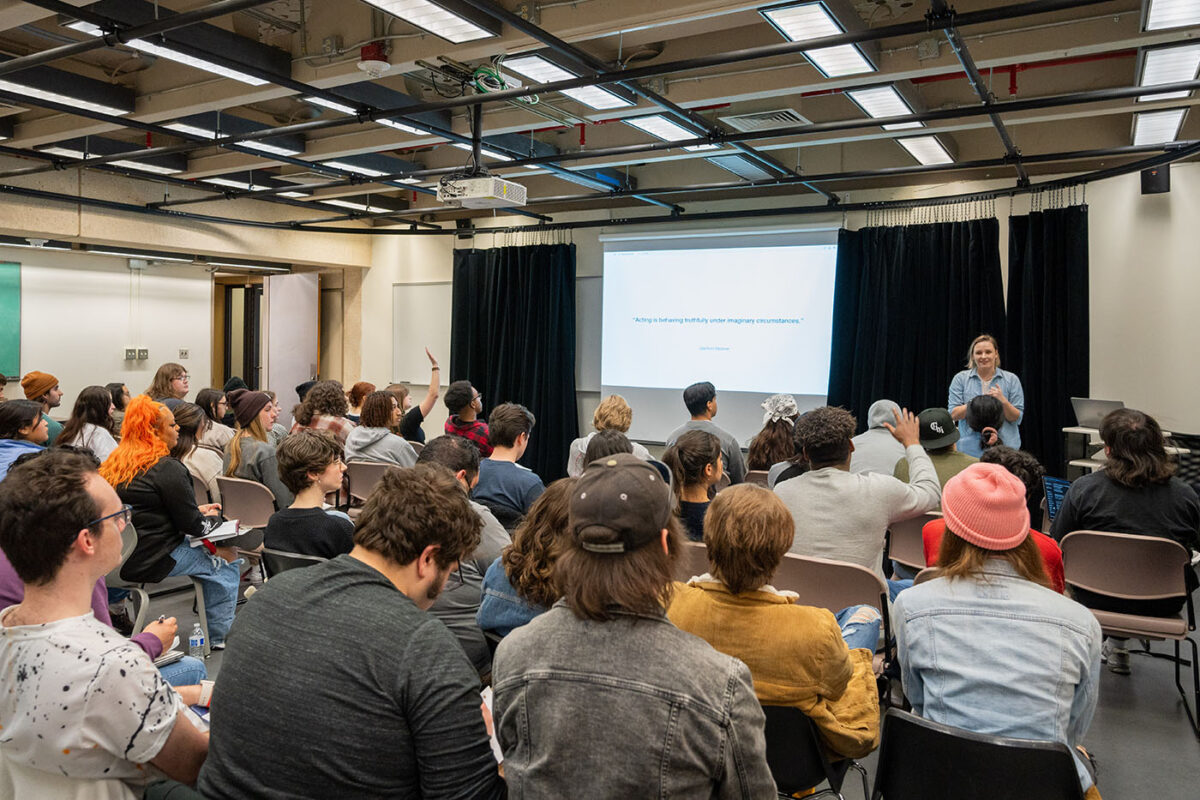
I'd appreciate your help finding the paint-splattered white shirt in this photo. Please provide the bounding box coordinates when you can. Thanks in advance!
[0,607,178,792]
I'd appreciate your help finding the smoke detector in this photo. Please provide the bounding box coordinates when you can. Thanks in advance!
[357,42,390,78]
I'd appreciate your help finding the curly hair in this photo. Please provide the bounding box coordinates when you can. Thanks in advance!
[793,406,856,468]
[592,395,633,432]
[294,380,348,426]
[979,446,1045,498]
[360,391,399,429]
[99,395,170,487]
[747,417,797,471]
[501,478,578,608]
[277,429,344,495]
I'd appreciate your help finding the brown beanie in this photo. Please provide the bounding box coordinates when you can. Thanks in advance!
[227,388,271,428]
[21,371,58,400]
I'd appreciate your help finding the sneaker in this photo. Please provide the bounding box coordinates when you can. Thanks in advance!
[1108,647,1131,675]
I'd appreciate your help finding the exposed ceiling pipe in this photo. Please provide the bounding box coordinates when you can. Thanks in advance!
[0,0,1118,181]
[929,0,1030,186]
[0,0,278,77]
[4,139,1195,236]
[134,76,1200,209]
[452,0,836,202]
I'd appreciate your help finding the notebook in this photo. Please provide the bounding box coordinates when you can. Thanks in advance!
[1042,476,1072,521]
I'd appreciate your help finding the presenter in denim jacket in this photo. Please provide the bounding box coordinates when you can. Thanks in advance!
[948,334,1024,457]
[894,463,1103,798]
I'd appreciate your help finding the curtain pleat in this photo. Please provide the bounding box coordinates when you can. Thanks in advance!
[450,244,579,481]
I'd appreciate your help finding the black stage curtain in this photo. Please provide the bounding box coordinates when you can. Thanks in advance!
[450,244,578,482]
[828,220,1007,430]
[1006,206,1089,477]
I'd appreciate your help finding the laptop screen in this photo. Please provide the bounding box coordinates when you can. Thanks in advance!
[1042,476,1072,521]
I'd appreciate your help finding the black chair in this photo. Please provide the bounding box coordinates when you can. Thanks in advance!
[871,708,1086,800]
[761,705,869,800]
[260,547,327,579]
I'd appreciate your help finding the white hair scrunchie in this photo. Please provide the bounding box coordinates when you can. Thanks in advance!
[761,394,799,426]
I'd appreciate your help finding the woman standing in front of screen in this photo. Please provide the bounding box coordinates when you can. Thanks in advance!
[948,334,1024,457]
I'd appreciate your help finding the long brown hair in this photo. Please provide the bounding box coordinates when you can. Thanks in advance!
[1100,408,1174,488]
[662,430,721,498]
[937,528,1051,589]
[554,515,684,621]
[146,362,186,400]
[294,380,348,426]
[747,417,797,471]
[502,478,578,607]
[57,385,115,448]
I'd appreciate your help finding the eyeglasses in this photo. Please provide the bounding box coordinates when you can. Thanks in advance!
[175,374,190,381]
[88,504,133,533]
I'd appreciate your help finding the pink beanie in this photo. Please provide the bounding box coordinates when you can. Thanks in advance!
[941,463,1030,551]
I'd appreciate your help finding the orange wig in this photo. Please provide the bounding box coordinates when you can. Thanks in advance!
[99,395,170,487]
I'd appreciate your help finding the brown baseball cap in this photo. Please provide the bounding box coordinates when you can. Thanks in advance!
[571,453,672,554]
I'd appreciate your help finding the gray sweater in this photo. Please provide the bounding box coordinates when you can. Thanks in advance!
[344,426,418,467]
[222,437,294,509]
[666,419,747,484]
[774,444,941,582]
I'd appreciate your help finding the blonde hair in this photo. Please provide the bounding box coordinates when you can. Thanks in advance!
[937,528,1051,589]
[225,417,269,477]
[966,335,1001,369]
[593,395,633,432]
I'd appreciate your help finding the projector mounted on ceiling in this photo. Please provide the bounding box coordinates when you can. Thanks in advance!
[437,175,528,208]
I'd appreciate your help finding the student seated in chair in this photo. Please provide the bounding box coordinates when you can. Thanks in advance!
[0,449,209,796]
[443,380,491,456]
[666,381,747,485]
[265,430,355,559]
[343,390,419,467]
[668,483,882,761]
[198,463,504,799]
[473,402,545,517]
[894,463,1103,799]
[491,453,776,798]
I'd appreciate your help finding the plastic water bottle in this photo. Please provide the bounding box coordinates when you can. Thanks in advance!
[188,623,205,659]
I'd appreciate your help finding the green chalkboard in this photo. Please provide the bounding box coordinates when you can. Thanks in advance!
[0,262,19,378]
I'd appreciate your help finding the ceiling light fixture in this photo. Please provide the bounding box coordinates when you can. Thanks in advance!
[65,20,268,86]
[1132,107,1188,145]
[0,57,134,117]
[358,0,501,43]
[503,54,636,111]
[896,135,955,165]
[164,112,305,157]
[1143,0,1200,30]
[705,154,775,182]
[845,84,923,130]
[451,141,515,161]
[1137,43,1200,101]
[624,115,720,151]
[760,1,875,78]
[37,136,187,174]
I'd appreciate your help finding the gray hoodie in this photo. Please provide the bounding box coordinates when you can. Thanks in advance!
[849,399,906,476]
[344,426,418,468]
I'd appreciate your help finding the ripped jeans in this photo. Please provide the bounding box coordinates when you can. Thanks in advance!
[836,604,882,652]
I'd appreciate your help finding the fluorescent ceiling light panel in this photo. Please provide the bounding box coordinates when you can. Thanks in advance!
[40,146,85,159]
[1144,0,1200,30]
[323,199,395,214]
[377,118,427,136]
[304,95,429,136]
[279,191,309,198]
[202,177,265,191]
[846,85,923,130]
[0,76,129,117]
[164,117,304,156]
[897,135,954,165]
[451,142,515,161]
[109,159,182,175]
[705,154,775,182]
[66,21,267,85]
[760,2,874,77]
[1132,107,1187,145]
[1138,43,1200,101]
[504,55,635,111]
[624,115,719,151]
[359,0,498,43]
[323,160,389,177]
[39,140,184,174]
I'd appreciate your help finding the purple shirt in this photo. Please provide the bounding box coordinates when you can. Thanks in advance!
[0,550,162,660]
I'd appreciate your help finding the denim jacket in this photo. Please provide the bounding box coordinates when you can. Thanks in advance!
[491,602,777,799]
[893,560,1102,791]
[477,557,547,636]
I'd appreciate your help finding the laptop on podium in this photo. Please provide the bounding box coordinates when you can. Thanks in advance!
[1070,398,1125,429]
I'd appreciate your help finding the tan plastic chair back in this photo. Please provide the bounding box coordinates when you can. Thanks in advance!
[346,460,393,502]
[772,553,888,616]
[914,567,941,585]
[674,541,712,583]
[1060,530,1189,601]
[104,520,139,588]
[409,441,424,455]
[713,472,732,494]
[191,472,210,506]
[889,512,941,572]
[745,470,769,487]
[214,476,276,529]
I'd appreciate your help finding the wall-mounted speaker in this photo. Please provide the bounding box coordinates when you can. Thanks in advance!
[1141,165,1170,195]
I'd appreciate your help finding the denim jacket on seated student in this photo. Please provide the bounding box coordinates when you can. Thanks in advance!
[491,454,775,799]
[894,463,1103,797]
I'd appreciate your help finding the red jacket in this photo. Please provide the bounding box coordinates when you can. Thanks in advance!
[922,518,1065,594]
